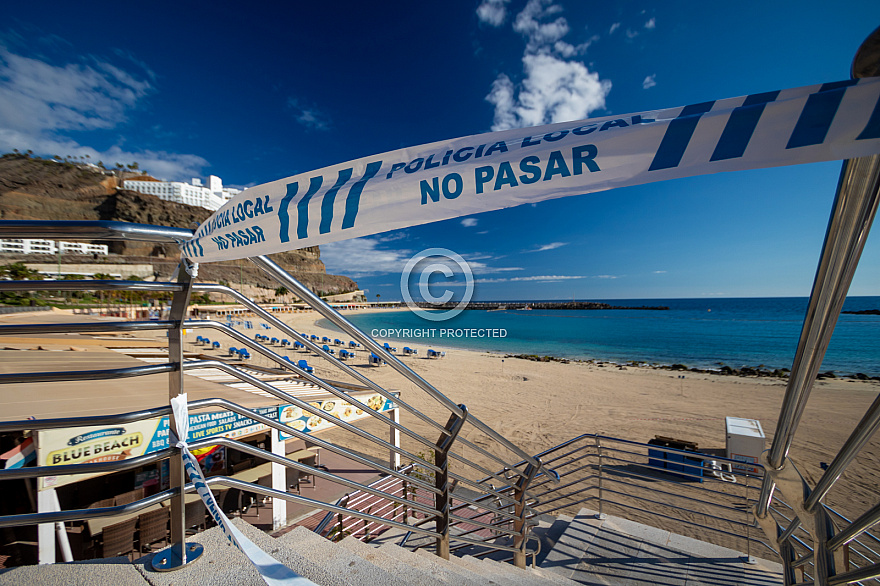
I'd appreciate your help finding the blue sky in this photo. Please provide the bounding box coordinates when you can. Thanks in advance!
[2,2,880,300]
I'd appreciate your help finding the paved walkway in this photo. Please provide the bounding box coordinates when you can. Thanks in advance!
[541,508,782,585]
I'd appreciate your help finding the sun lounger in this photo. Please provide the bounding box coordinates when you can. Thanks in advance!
[427,349,446,359]
[369,353,386,367]
[403,347,419,356]
[322,344,335,355]
[297,359,314,374]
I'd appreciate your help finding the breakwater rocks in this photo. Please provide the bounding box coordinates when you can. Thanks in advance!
[416,301,669,311]
[504,354,880,382]
[842,309,880,315]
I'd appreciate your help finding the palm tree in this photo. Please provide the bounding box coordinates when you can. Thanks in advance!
[4,263,42,280]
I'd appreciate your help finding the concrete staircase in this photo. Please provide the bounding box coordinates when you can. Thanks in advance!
[0,509,784,585]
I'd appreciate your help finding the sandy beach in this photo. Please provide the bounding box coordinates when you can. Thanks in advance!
[3,305,877,551]
[267,307,880,526]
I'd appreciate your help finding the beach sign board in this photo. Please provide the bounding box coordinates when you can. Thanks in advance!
[184,78,880,263]
[36,394,395,490]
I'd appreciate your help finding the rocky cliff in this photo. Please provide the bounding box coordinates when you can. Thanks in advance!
[0,154,357,294]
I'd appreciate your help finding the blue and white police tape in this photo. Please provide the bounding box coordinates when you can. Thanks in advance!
[184,77,880,263]
[170,394,316,586]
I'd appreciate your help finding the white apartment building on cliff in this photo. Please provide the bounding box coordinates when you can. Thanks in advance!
[0,239,108,256]
[123,175,241,211]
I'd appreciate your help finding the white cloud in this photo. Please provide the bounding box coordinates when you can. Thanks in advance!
[626,28,639,39]
[485,0,611,131]
[461,217,479,227]
[513,0,570,51]
[642,74,657,89]
[0,47,151,134]
[653,270,667,274]
[0,45,208,180]
[287,98,331,131]
[609,22,621,34]
[527,241,568,252]
[475,274,586,283]
[376,231,409,242]
[319,237,413,277]
[476,0,511,27]
[645,17,656,30]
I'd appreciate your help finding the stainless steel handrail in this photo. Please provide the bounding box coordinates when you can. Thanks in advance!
[804,392,880,513]
[184,396,440,496]
[205,476,440,540]
[181,359,439,473]
[763,153,880,476]
[186,437,437,519]
[523,434,769,559]
[0,219,193,242]
[0,363,175,384]
[0,320,175,335]
[1,280,184,292]
[191,283,452,439]
[0,404,172,433]
[249,254,549,479]
[187,319,442,452]
[0,219,548,570]
[0,488,180,529]
[317,465,416,536]
[0,448,175,482]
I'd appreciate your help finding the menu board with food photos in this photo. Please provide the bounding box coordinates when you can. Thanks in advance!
[278,393,397,440]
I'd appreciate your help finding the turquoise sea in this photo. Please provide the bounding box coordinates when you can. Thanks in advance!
[318,297,880,376]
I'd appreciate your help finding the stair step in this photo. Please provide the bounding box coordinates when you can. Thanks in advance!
[378,542,483,585]
[539,508,607,582]
[133,526,269,586]
[240,522,406,586]
[473,556,537,586]
[539,507,784,586]
[228,520,345,586]
[527,565,583,585]
[416,548,498,585]
[0,556,148,586]
[339,537,451,586]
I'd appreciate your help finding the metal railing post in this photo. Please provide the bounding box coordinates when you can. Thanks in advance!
[151,258,203,571]
[402,477,409,527]
[595,435,605,520]
[744,473,755,565]
[814,506,837,586]
[756,26,880,525]
[512,460,539,569]
[434,405,468,560]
